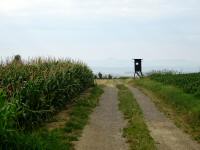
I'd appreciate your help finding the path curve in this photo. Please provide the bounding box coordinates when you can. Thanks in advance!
[129,86,200,150]
[75,86,128,150]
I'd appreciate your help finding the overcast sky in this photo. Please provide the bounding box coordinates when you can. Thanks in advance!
[0,0,200,69]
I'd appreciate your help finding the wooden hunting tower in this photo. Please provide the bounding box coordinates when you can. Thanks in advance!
[133,59,143,78]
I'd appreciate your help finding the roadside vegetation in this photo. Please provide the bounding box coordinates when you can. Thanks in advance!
[117,84,156,150]
[0,55,100,149]
[149,72,200,97]
[63,86,103,146]
[132,78,200,142]
[0,86,103,150]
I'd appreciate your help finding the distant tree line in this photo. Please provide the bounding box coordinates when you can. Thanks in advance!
[94,72,113,79]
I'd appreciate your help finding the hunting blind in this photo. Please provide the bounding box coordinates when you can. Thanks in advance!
[133,59,143,78]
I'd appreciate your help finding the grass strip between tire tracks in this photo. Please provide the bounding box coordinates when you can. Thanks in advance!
[117,84,156,150]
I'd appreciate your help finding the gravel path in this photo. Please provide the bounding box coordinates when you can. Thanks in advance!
[75,86,129,150]
[129,86,200,150]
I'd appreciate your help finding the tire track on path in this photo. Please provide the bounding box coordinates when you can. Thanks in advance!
[75,86,128,150]
[129,86,200,150]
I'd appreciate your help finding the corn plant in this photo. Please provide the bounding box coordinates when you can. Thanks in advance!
[149,72,200,97]
[0,57,94,130]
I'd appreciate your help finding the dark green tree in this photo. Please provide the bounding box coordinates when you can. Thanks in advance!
[98,72,103,79]
[12,54,22,64]
[108,74,113,79]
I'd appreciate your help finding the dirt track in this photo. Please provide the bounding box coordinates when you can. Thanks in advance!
[129,86,200,150]
[75,80,200,150]
[75,86,128,150]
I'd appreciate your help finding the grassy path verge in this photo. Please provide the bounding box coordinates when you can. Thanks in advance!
[1,86,103,150]
[117,84,156,150]
[63,85,103,149]
[132,79,200,142]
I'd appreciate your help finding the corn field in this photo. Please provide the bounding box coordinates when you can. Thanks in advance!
[0,56,94,132]
[149,72,200,97]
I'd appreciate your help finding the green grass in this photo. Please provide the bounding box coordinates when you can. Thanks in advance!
[64,86,103,137]
[117,84,156,150]
[132,78,200,142]
[2,130,71,150]
[0,86,103,150]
